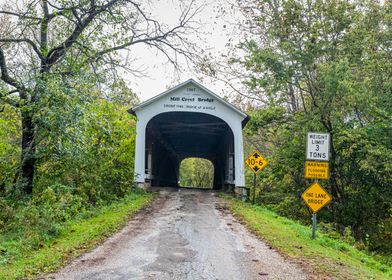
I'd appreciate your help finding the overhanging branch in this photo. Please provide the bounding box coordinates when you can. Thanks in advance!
[0,10,40,20]
[46,0,123,68]
[0,38,44,60]
[0,48,23,90]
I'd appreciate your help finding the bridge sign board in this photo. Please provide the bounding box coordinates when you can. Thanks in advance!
[304,161,329,180]
[302,182,332,213]
[306,132,330,161]
[245,150,268,174]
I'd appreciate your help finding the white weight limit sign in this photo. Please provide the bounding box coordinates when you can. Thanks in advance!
[306,132,330,161]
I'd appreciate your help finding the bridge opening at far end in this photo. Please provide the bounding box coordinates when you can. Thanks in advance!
[179,158,214,189]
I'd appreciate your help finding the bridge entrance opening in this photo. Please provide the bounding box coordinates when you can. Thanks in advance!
[179,158,214,189]
[145,112,234,189]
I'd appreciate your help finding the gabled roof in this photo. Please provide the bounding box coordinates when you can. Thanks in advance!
[128,79,249,125]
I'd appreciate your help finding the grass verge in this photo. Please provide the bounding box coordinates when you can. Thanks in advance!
[221,195,392,280]
[0,191,154,279]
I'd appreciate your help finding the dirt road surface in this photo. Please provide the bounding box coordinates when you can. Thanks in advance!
[46,189,308,280]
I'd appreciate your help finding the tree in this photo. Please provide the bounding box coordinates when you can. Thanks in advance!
[0,0,201,193]
[211,0,391,248]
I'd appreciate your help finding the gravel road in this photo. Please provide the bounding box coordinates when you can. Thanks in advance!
[46,188,308,280]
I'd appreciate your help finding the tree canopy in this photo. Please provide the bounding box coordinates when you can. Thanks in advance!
[0,0,200,193]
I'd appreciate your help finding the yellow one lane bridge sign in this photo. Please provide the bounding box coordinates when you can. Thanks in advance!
[302,182,332,213]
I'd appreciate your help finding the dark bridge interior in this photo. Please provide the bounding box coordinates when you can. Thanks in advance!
[145,112,235,189]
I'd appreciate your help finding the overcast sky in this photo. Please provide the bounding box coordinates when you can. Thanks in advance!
[1,0,243,101]
[126,0,242,101]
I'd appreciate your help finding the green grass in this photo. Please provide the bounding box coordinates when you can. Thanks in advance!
[0,191,154,279]
[222,195,392,280]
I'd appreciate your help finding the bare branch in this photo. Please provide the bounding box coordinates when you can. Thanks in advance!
[0,38,43,59]
[45,0,123,68]
[0,10,40,20]
[1,0,201,87]
[38,0,52,66]
[0,48,23,90]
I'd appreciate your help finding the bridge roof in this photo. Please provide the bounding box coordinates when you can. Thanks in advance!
[128,79,249,125]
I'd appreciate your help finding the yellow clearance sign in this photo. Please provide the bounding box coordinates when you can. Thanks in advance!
[302,182,332,213]
[305,161,329,180]
[245,150,268,174]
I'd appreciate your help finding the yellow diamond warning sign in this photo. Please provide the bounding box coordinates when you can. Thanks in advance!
[305,161,329,180]
[302,182,332,213]
[245,150,268,174]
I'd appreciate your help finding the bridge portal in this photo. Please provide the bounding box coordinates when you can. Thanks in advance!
[129,79,248,190]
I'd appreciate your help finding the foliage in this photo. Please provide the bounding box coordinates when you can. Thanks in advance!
[234,0,391,254]
[179,157,214,188]
[0,105,20,193]
[34,90,137,202]
[0,72,138,199]
[0,73,142,276]
[223,195,392,280]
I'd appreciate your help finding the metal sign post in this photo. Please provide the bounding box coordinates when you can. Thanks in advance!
[312,212,317,240]
[252,173,256,204]
[245,150,268,204]
[312,179,318,240]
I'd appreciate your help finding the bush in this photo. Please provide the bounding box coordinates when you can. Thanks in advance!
[34,99,136,202]
[0,184,87,249]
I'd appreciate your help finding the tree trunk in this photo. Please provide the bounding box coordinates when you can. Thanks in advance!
[20,110,36,194]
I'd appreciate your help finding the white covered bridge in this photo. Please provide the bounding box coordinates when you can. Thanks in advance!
[129,79,249,191]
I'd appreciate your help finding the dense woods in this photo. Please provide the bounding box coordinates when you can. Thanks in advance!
[0,86,137,244]
[231,0,391,255]
[0,0,390,270]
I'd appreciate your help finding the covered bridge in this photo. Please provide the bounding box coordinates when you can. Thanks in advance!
[129,79,249,190]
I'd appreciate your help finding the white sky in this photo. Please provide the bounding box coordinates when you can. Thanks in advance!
[125,0,242,101]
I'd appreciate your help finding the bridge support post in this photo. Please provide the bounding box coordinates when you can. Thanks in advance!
[223,183,234,193]
[234,186,249,201]
[134,182,148,190]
